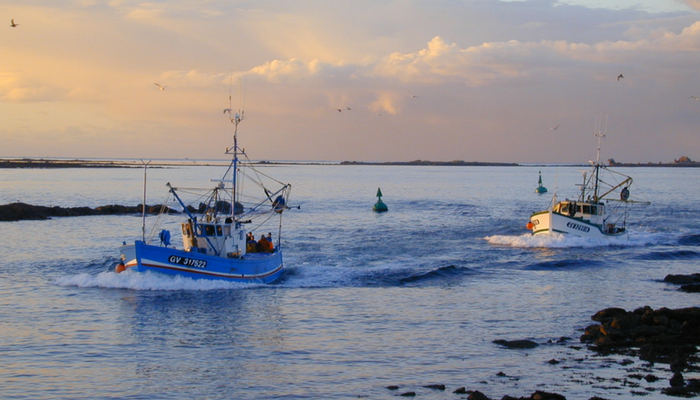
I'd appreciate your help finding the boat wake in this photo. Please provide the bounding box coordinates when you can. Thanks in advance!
[484,231,664,248]
[54,269,264,291]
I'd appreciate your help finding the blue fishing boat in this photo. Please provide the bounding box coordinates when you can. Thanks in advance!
[117,101,293,283]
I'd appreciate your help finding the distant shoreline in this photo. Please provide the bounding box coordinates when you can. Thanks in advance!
[1,157,698,168]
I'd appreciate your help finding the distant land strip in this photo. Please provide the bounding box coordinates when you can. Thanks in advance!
[0,202,178,222]
[1,157,698,168]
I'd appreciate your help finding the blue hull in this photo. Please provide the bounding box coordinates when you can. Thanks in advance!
[125,241,283,283]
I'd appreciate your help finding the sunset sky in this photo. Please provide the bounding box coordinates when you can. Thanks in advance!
[2,0,700,163]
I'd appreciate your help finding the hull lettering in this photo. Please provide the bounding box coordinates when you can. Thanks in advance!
[168,255,207,269]
[566,221,590,233]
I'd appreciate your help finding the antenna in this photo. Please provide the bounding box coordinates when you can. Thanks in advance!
[140,159,152,241]
[593,114,607,165]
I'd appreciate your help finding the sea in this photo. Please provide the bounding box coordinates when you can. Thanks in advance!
[0,163,698,400]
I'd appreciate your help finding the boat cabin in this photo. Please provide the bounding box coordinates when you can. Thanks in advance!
[181,218,247,258]
[553,200,604,219]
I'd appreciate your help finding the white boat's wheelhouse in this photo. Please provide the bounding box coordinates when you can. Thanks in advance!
[552,200,606,225]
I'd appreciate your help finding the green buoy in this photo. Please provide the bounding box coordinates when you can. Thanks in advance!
[372,187,388,212]
[535,171,548,194]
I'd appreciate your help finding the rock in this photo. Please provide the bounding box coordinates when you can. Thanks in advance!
[423,384,445,390]
[670,372,685,387]
[399,391,415,397]
[493,339,539,349]
[453,387,467,394]
[385,385,399,390]
[0,202,178,221]
[531,391,566,400]
[467,390,490,400]
[664,273,700,284]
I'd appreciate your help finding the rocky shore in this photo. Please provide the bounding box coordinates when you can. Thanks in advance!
[0,202,178,221]
[375,274,700,399]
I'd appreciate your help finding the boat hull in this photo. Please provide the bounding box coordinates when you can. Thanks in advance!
[120,241,283,283]
[529,210,625,239]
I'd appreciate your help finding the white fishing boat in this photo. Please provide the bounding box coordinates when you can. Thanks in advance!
[527,127,647,239]
[117,98,293,283]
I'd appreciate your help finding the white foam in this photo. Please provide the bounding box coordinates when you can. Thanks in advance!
[54,269,260,291]
[485,230,667,248]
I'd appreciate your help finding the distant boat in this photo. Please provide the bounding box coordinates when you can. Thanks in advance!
[526,126,648,239]
[117,99,293,283]
[372,188,388,212]
[535,171,548,194]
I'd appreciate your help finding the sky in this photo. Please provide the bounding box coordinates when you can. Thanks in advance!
[2,0,700,163]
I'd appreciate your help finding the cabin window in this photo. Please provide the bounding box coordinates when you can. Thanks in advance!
[205,225,215,236]
[582,205,591,214]
[590,205,598,215]
[216,225,223,236]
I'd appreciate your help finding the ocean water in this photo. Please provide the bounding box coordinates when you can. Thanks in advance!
[0,164,698,399]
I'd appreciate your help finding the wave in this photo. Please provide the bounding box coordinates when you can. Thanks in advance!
[524,259,602,270]
[484,231,665,248]
[398,264,478,285]
[678,234,700,246]
[54,269,264,291]
[635,250,700,261]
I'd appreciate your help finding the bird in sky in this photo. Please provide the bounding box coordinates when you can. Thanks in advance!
[337,108,342,112]
[690,96,699,101]
[617,74,624,81]
[408,91,419,98]
[548,124,560,131]
[154,83,167,90]
[346,106,351,111]
[10,19,18,27]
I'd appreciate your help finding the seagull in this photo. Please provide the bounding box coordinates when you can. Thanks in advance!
[223,108,233,114]
[690,96,699,101]
[346,106,351,111]
[408,91,418,98]
[617,74,624,81]
[10,19,18,27]
[154,83,167,90]
[337,108,342,112]
[548,124,560,131]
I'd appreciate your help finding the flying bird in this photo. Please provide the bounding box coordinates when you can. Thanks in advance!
[223,108,233,114]
[690,96,699,101]
[548,124,560,131]
[617,74,624,81]
[10,19,18,27]
[154,83,167,90]
[408,91,419,98]
[337,108,342,112]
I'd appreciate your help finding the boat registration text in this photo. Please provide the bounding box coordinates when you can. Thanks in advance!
[566,222,590,233]
[169,255,207,269]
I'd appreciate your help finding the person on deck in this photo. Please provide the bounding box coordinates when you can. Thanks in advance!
[267,233,274,251]
[246,233,257,253]
[257,234,273,253]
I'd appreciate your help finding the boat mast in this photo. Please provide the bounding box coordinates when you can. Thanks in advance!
[592,114,606,202]
[224,78,246,220]
[140,159,151,241]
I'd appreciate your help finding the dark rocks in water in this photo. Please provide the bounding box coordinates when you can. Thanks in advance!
[453,387,467,394]
[0,202,178,221]
[399,391,415,397]
[423,384,445,390]
[385,385,399,390]
[467,390,490,400]
[664,273,700,285]
[493,339,539,349]
[582,306,700,396]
